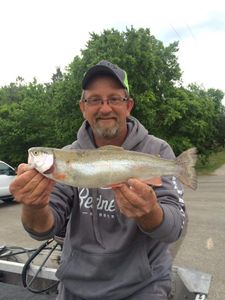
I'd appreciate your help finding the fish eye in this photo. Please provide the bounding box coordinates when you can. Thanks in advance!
[33,151,39,156]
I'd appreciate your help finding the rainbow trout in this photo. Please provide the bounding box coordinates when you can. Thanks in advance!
[28,146,197,189]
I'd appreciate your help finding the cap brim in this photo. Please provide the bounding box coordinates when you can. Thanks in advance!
[82,65,124,89]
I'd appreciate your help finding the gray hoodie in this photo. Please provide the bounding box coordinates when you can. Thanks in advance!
[26,117,185,300]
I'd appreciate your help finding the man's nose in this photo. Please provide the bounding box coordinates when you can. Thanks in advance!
[98,100,113,113]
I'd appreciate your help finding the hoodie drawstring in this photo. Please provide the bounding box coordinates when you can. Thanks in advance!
[91,188,105,249]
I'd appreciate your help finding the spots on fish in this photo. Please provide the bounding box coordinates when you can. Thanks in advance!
[206,238,214,250]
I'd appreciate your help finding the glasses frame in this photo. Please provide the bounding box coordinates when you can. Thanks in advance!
[82,96,129,106]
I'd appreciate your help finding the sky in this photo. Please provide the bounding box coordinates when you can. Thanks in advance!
[1,0,225,105]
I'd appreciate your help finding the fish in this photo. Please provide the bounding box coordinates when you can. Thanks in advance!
[28,146,197,190]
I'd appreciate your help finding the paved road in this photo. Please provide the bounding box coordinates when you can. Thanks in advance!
[0,201,41,249]
[173,175,225,300]
[0,174,224,299]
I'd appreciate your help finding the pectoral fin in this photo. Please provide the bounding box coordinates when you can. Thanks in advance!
[102,182,124,189]
[142,177,162,187]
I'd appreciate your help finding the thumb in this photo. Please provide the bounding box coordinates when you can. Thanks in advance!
[16,163,33,175]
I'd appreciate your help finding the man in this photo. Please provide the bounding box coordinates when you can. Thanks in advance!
[10,60,186,300]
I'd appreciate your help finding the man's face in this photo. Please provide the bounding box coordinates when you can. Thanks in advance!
[79,76,134,142]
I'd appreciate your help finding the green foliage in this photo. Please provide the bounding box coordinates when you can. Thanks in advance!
[0,81,57,166]
[0,26,225,167]
[46,72,83,147]
[196,148,225,174]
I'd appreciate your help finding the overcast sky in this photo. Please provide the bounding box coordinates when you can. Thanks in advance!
[1,0,225,105]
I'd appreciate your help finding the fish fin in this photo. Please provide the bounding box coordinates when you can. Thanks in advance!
[52,172,66,181]
[102,183,124,189]
[142,177,162,186]
[98,145,124,151]
[176,147,198,190]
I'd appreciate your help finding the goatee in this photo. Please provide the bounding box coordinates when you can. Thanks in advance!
[94,124,119,139]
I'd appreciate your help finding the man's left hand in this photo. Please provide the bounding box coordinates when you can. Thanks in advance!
[112,178,164,231]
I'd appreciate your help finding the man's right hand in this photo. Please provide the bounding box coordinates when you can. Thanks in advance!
[10,163,55,209]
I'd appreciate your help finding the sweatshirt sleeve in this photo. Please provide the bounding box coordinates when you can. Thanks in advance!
[138,141,186,243]
[24,183,77,241]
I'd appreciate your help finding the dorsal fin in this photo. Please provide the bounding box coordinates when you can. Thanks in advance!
[98,145,124,151]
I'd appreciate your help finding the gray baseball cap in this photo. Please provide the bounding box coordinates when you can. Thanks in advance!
[82,60,129,93]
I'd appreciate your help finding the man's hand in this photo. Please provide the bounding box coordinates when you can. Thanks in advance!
[10,163,54,209]
[112,178,164,231]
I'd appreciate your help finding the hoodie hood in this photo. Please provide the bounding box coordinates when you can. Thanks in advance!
[70,116,149,151]
[122,117,149,150]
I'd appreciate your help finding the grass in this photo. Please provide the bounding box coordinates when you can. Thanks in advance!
[196,148,225,175]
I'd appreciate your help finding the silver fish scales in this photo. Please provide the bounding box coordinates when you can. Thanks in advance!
[28,145,197,189]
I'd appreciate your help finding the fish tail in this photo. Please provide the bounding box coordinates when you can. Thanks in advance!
[176,148,198,190]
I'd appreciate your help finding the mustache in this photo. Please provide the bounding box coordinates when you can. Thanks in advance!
[95,113,117,120]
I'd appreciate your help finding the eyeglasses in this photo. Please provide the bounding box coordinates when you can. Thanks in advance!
[82,96,128,106]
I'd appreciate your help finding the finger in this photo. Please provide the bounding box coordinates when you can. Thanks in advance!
[127,178,156,201]
[114,183,145,207]
[23,190,51,208]
[10,166,43,194]
[20,175,53,201]
[29,177,54,200]
[113,187,137,214]
[114,181,158,217]
[113,191,144,218]
[12,169,54,205]
[17,178,54,207]
[16,163,34,175]
[21,172,47,193]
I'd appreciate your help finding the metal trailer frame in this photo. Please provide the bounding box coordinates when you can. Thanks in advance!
[0,258,211,299]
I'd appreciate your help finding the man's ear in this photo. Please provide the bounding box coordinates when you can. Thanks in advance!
[79,100,84,112]
[79,101,86,118]
[126,98,134,116]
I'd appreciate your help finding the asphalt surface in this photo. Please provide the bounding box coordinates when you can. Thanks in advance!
[0,173,224,299]
[173,174,225,300]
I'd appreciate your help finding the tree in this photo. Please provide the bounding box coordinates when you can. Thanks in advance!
[0,81,57,166]
[0,26,224,166]
[67,27,184,148]
[51,67,63,82]
[206,88,225,147]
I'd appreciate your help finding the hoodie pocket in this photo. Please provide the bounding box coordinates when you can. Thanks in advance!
[56,240,153,300]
